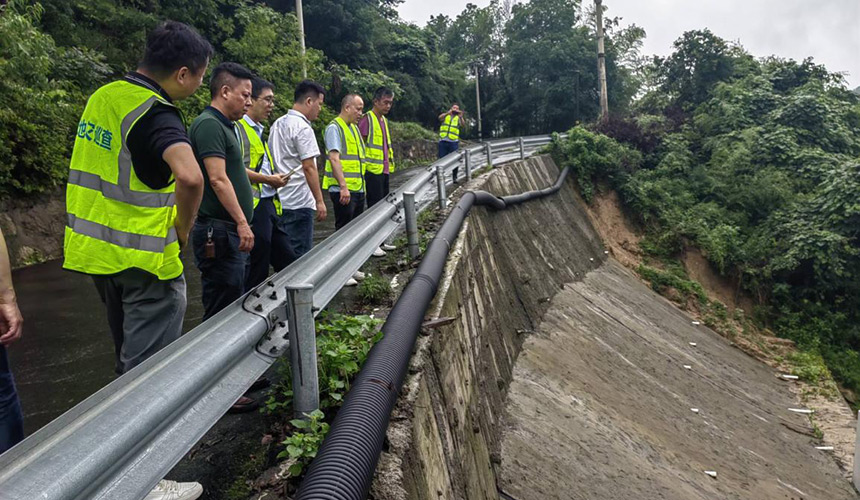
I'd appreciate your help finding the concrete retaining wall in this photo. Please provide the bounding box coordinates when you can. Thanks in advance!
[373,155,605,499]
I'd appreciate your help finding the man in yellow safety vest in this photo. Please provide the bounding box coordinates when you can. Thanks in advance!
[438,103,463,182]
[323,94,369,286]
[237,78,293,291]
[358,86,398,256]
[63,21,210,500]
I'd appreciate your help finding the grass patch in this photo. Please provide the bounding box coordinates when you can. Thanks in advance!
[357,273,393,305]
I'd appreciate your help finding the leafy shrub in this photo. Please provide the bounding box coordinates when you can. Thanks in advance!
[546,127,643,202]
[389,121,437,142]
[265,313,383,413]
[278,409,329,477]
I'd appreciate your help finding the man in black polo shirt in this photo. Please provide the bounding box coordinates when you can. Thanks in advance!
[64,20,210,500]
[190,62,255,323]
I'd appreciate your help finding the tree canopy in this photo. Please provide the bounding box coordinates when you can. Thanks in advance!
[0,0,643,197]
[550,30,860,400]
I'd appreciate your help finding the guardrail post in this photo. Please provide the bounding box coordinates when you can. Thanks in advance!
[518,137,525,160]
[436,164,448,210]
[286,283,319,419]
[464,149,472,182]
[403,192,420,260]
[485,142,494,168]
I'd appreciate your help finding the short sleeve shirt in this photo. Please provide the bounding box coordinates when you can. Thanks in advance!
[124,72,190,190]
[189,107,254,223]
[268,109,321,211]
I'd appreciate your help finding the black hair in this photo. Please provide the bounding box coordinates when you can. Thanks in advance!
[252,77,274,99]
[209,62,255,98]
[373,86,394,102]
[341,93,361,110]
[140,21,213,78]
[294,80,326,103]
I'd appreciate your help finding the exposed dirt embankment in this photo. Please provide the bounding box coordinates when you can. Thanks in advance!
[0,188,65,268]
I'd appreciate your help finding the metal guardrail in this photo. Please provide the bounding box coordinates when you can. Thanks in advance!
[0,134,555,500]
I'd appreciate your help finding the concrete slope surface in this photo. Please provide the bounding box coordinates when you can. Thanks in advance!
[498,260,858,500]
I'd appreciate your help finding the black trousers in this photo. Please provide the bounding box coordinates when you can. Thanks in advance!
[365,171,390,208]
[192,218,250,321]
[245,197,295,291]
[330,191,366,230]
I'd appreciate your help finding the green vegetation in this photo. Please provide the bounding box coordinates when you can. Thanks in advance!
[549,29,860,402]
[1,0,643,197]
[357,273,393,305]
[389,120,437,142]
[265,313,383,414]
[278,410,329,477]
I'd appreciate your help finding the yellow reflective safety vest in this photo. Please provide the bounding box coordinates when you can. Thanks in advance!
[237,118,282,215]
[64,80,182,280]
[323,116,366,192]
[439,114,460,141]
[364,112,395,175]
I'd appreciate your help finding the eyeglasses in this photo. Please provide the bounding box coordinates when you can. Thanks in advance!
[255,96,275,104]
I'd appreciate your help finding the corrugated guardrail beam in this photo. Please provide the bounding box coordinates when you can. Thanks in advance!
[0,134,559,500]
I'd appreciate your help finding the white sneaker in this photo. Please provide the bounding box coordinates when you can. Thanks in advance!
[380,244,396,251]
[144,480,203,500]
[372,247,386,257]
[345,278,359,287]
[353,271,366,281]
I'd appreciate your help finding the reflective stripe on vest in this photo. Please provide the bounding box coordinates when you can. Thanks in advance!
[237,119,282,215]
[63,80,182,280]
[364,112,395,175]
[439,114,460,141]
[323,117,366,192]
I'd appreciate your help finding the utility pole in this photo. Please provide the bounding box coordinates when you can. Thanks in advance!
[574,70,580,124]
[296,0,307,78]
[474,65,483,141]
[595,0,609,122]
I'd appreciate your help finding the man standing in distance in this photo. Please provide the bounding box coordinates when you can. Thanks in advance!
[238,78,292,291]
[359,87,397,256]
[189,62,256,323]
[268,81,327,260]
[438,103,462,182]
[63,20,209,500]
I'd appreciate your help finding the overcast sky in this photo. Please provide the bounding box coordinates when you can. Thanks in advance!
[398,0,860,88]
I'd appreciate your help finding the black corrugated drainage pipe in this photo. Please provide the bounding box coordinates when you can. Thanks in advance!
[296,166,571,500]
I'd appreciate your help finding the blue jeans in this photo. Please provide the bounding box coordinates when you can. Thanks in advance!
[192,218,250,321]
[438,140,461,181]
[279,208,315,258]
[0,344,24,454]
[245,198,295,291]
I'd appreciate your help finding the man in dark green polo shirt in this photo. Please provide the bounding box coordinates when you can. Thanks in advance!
[189,62,255,324]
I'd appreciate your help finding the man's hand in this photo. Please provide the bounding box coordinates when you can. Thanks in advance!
[0,301,23,346]
[237,221,255,252]
[339,188,351,206]
[176,224,190,250]
[316,200,328,221]
[266,173,290,189]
